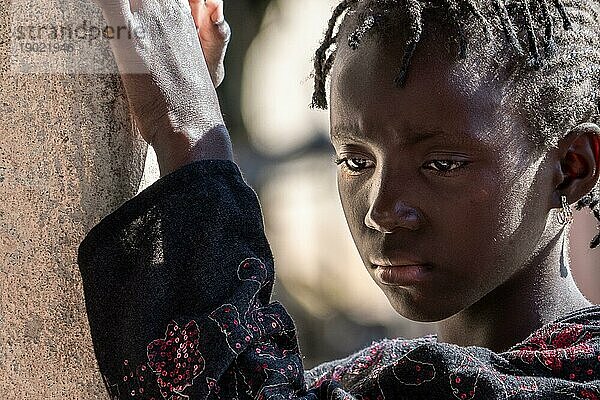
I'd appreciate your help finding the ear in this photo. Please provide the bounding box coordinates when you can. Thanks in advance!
[553,123,600,207]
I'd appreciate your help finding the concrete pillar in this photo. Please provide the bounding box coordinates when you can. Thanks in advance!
[0,0,147,397]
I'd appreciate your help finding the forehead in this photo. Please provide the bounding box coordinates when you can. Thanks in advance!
[329,32,515,148]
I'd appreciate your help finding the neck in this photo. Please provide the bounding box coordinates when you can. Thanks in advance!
[436,232,592,352]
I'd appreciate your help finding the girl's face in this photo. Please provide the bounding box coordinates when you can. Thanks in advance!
[329,35,559,322]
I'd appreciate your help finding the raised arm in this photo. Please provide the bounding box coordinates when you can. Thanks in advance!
[97,0,232,177]
[79,2,313,398]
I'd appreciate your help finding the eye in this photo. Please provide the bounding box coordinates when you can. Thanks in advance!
[423,160,469,173]
[334,157,375,174]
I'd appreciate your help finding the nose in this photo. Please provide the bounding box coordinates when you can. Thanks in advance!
[364,181,423,233]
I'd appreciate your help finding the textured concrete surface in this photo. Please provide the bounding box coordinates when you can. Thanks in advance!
[0,0,147,397]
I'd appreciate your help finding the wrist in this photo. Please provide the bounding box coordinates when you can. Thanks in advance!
[152,125,233,178]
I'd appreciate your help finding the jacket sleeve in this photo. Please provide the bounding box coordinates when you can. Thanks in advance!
[77,159,318,399]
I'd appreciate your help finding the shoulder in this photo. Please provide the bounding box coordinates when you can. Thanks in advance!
[500,305,600,385]
[305,336,437,391]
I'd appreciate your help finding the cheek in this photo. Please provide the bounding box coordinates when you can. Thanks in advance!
[452,156,552,271]
[337,174,369,237]
[421,170,515,270]
[494,155,551,244]
[431,187,503,261]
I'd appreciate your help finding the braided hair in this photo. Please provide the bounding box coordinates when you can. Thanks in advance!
[312,0,600,248]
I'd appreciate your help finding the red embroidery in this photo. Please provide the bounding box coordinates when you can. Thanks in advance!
[146,320,205,399]
[507,323,597,378]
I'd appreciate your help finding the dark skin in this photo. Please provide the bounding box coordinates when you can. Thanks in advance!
[97,1,599,352]
[329,33,600,352]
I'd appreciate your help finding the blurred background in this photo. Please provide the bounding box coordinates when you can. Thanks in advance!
[140,0,600,370]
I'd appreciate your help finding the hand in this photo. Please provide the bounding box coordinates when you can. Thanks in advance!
[94,0,233,176]
[189,0,231,87]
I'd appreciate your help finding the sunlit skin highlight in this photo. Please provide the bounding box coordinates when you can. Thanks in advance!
[329,32,596,352]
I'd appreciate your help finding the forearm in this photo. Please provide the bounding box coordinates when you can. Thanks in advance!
[78,159,332,399]
[99,0,233,175]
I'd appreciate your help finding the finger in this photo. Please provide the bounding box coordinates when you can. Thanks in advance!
[209,2,230,44]
[199,1,230,42]
[188,0,207,28]
[212,18,231,43]
[204,0,224,24]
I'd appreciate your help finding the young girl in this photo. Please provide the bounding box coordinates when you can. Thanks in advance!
[80,0,600,398]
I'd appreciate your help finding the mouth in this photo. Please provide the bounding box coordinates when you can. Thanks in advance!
[370,257,432,286]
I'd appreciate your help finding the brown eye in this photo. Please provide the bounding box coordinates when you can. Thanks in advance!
[346,158,371,171]
[334,157,375,174]
[424,160,468,173]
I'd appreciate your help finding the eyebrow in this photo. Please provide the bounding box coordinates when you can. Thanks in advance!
[330,126,445,146]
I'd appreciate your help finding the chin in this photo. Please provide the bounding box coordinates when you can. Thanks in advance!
[383,288,463,323]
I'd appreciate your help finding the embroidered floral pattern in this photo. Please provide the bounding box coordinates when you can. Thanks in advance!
[105,360,162,399]
[209,303,251,355]
[506,322,600,381]
[209,258,295,357]
[146,320,205,399]
[392,351,436,387]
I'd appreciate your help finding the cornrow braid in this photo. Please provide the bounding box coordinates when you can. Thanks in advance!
[553,0,572,30]
[538,0,557,56]
[521,0,541,68]
[462,0,491,37]
[348,14,378,49]
[492,0,525,56]
[442,0,468,60]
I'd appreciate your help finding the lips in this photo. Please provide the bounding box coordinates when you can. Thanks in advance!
[374,264,431,286]
[370,256,432,286]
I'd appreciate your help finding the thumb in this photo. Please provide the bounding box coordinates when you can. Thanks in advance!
[199,0,230,44]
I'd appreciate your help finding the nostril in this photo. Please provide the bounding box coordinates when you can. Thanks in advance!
[365,201,422,233]
[397,206,420,223]
[365,210,393,233]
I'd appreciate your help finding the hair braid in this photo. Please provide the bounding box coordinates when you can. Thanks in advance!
[463,0,491,37]
[492,0,525,56]
[538,0,556,56]
[443,0,468,59]
[349,14,378,49]
[395,0,424,87]
[554,0,573,29]
[522,0,542,68]
[312,0,356,109]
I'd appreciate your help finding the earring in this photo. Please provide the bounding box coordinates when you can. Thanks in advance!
[557,195,573,225]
